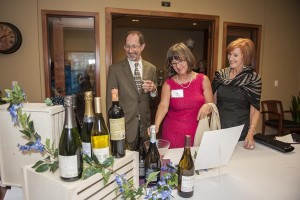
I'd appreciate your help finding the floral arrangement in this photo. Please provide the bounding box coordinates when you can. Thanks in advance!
[3,83,178,199]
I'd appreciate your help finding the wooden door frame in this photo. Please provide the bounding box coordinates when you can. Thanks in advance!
[41,10,100,97]
[222,22,262,72]
[105,7,219,81]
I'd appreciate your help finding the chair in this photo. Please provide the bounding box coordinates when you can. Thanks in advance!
[261,100,300,136]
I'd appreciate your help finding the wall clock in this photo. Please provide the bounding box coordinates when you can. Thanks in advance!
[0,22,22,54]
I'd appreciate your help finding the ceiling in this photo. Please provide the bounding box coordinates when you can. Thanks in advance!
[48,15,210,31]
[112,15,210,31]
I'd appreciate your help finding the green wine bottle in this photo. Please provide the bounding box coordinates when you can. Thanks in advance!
[81,91,94,157]
[145,125,161,186]
[177,135,195,198]
[91,97,110,163]
[58,95,83,182]
[135,115,146,179]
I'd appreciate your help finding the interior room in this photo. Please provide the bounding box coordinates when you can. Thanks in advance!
[0,0,299,199]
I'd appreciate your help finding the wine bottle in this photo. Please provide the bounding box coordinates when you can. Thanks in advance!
[91,97,110,163]
[58,95,83,182]
[135,115,146,179]
[145,125,161,186]
[177,135,195,198]
[71,94,82,135]
[81,91,94,157]
[108,88,125,158]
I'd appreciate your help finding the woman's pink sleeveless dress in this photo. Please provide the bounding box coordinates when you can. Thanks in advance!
[162,73,205,148]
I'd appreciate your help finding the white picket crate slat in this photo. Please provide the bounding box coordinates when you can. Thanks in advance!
[22,150,139,200]
[0,103,64,187]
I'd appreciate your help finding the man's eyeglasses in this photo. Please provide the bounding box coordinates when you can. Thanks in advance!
[171,59,186,67]
[124,44,141,50]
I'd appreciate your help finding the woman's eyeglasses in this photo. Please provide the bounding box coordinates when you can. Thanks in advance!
[171,59,186,67]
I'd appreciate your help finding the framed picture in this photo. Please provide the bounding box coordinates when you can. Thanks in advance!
[222,22,262,72]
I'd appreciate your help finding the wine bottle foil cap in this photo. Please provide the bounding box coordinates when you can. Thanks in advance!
[84,91,93,101]
[64,95,73,107]
[94,97,101,113]
[185,135,191,147]
[150,125,156,133]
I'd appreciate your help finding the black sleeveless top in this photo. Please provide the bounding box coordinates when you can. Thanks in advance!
[216,85,250,141]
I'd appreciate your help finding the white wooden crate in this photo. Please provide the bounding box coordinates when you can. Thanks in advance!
[0,103,64,187]
[22,150,139,200]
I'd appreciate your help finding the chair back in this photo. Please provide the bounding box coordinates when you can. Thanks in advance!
[261,100,284,120]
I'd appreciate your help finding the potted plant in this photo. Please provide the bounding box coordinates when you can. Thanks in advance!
[290,92,300,123]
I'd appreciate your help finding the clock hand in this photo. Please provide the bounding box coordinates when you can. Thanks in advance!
[0,34,8,40]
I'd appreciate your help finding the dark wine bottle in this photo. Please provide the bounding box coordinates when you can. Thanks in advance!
[108,88,125,158]
[81,91,94,157]
[91,97,110,163]
[71,94,82,135]
[177,135,195,198]
[145,125,161,186]
[135,115,146,179]
[58,95,83,182]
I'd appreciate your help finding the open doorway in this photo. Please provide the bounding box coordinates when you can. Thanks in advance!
[105,8,219,81]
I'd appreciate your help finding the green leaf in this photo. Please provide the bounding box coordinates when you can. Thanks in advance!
[91,154,100,165]
[26,141,35,146]
[45,138,50,150]
[28,121,35,134]
[82,167,102,180]
[83,154,94,165]
[19,129,31,138]
[102,157,114,168]
[101,169,112,185]
[35,163,50,173]
[32,160,44,168]
[45,98,53,106]
[53,149,58,158]
[145,171,160,187]
[34,132,41,141]
[44,156,50,161]
[50,161,59,173]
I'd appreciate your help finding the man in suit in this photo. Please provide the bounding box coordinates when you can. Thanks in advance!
[106,30,157,150]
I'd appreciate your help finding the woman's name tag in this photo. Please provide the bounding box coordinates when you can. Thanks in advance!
[171,89,184,98]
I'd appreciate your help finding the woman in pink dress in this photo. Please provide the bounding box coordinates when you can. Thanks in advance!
[155,43,214,148]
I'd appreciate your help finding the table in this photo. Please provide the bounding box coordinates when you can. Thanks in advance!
[164,142,300,200]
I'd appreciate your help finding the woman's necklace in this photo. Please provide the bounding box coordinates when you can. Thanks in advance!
[176,74,192,89]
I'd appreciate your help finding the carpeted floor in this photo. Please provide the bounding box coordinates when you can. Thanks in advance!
[1,187,23,200]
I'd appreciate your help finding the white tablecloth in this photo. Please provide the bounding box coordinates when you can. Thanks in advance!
[164,142,300,200]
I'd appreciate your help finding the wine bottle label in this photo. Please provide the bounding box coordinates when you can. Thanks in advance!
[109,118,125,140]
[181,175,194,192]
[93,147,109,163]
[59,155,78,178]
[91,135,110,148]
[139,160,145,176]
[145,163,158,181]
[82,142,92,157]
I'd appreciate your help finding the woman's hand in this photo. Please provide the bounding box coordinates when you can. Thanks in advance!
[197,103,212,120]
[244,130,255,150]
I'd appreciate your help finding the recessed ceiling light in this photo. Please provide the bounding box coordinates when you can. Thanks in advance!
[193,22,197,26]
[132,19,139,22]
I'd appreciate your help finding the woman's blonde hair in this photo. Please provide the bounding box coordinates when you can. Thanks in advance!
[227,38,255,66]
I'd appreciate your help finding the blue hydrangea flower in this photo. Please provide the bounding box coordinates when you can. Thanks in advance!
[18,139,45,153]
[115,175,123,186]
[8,104,21,124]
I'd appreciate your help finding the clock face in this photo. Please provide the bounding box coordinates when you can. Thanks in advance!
[0,22,22,54]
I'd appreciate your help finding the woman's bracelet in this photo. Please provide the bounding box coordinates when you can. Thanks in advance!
[248,125,256,133]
